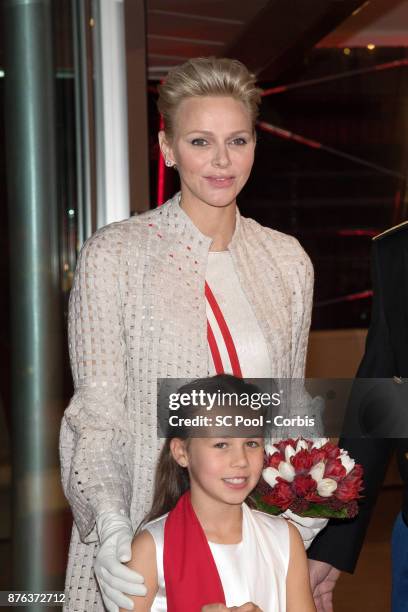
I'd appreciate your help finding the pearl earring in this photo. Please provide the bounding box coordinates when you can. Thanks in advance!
[165,159,173,167]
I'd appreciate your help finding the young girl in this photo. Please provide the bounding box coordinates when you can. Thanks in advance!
[121,376,316,612]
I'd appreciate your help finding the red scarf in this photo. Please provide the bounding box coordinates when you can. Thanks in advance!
[163,491,226,611]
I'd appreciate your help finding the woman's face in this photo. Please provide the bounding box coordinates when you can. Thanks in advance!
[173,436,264,508]
[160,96,256,210]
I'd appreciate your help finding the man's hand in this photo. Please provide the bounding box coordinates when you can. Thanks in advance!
[95,512,147,612]
[308,559,341,612]
[202,603,263,611]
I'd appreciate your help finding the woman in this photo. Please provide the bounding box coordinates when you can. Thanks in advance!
[60,57,314,612]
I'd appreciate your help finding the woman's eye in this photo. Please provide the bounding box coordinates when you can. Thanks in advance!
[191,138,208,146]
[230,137,247,145]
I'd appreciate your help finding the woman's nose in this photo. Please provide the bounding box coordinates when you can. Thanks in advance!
[212,145,231,168]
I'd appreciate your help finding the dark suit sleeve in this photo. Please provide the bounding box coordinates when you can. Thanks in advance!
[308,241,396,572]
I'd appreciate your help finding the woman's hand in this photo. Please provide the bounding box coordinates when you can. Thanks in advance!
[202,603,263,611]
[95,512,147,612]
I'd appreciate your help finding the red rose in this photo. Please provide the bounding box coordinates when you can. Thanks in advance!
[321,442,341,460]
[310,447,328,465]
[292,474,317,497]
[275,439,297,456]
[324,459,346,481]
[305,490,325,503]
[264,479,295,510]
[267,451,283,469]
[335,465,364,502]
[291,449,314,472]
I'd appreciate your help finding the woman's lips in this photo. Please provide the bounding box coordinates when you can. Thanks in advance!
[204,176,235,188]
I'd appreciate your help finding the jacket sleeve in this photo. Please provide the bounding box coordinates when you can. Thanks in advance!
[291,246,314,379]
[308,241,395,572]
[59,226,134,543]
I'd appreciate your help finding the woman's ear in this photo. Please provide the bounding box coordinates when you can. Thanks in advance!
[170,438,189,467]
[158,130,175,167]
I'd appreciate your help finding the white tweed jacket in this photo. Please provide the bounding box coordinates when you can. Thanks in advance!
[59,192,313,611]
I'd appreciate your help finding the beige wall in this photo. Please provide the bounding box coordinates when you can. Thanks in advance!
[306,328,367,378]
[306,328,401,485]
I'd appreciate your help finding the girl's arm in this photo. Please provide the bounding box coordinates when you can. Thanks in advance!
[120,530,159,612]
[286,523,316,612]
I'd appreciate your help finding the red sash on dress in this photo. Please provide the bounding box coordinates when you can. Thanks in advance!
[163,491,226,611]
[205,281,242,377]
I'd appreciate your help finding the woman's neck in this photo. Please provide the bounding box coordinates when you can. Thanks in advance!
[190,489,243,544]
[179,190,236,252]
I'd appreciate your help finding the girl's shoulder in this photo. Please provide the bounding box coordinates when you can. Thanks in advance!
[141,513,169,547]
[250,508,290,537]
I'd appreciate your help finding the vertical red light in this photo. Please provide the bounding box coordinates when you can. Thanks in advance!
[157,114,166,206]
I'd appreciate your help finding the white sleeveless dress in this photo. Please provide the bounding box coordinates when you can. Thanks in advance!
[144,503,290,612]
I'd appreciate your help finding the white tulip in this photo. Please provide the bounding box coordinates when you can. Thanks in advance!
[311,438,329,449]
[278,461,295,482]
[284,445,296,463]
[296,439,308,452]
[310,461,325,483]
[340,452,355,475]
[317,478,338,497]
[263,466,280,488]
[265,443,279,457]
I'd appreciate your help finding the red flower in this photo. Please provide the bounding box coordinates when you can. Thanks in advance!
[321,442,341,460]
[310,447,328,465]
[335,465,364,502]
[305,490,325,503]
[255,439,364,518]
[292,474,317,497]
[274,439,297,456]
[291,449,314,472]
[264,479,295,510]
[267,452,283,469]
[324,459,346,481]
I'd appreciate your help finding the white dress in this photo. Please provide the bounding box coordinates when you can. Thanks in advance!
[206,251,271,377]
[144,504,290,612]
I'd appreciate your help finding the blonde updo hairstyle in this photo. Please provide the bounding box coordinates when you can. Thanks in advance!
[157,57,262,140]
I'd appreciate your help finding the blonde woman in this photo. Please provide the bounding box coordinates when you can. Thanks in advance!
[60,57,315,612]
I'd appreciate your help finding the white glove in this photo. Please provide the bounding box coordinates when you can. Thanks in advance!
[282,508,328,550]
[95,511,147,612]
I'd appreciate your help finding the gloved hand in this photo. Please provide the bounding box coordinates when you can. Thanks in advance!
[95,511,147,612]
[282,508,328,550]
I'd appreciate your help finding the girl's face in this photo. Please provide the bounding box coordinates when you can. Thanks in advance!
[172,436,264,507]
[159,96,255,210]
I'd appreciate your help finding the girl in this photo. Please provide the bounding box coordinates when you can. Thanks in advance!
[121,376,316,612]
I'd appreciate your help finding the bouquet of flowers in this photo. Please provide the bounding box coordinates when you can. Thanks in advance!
[250,438,363,519]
